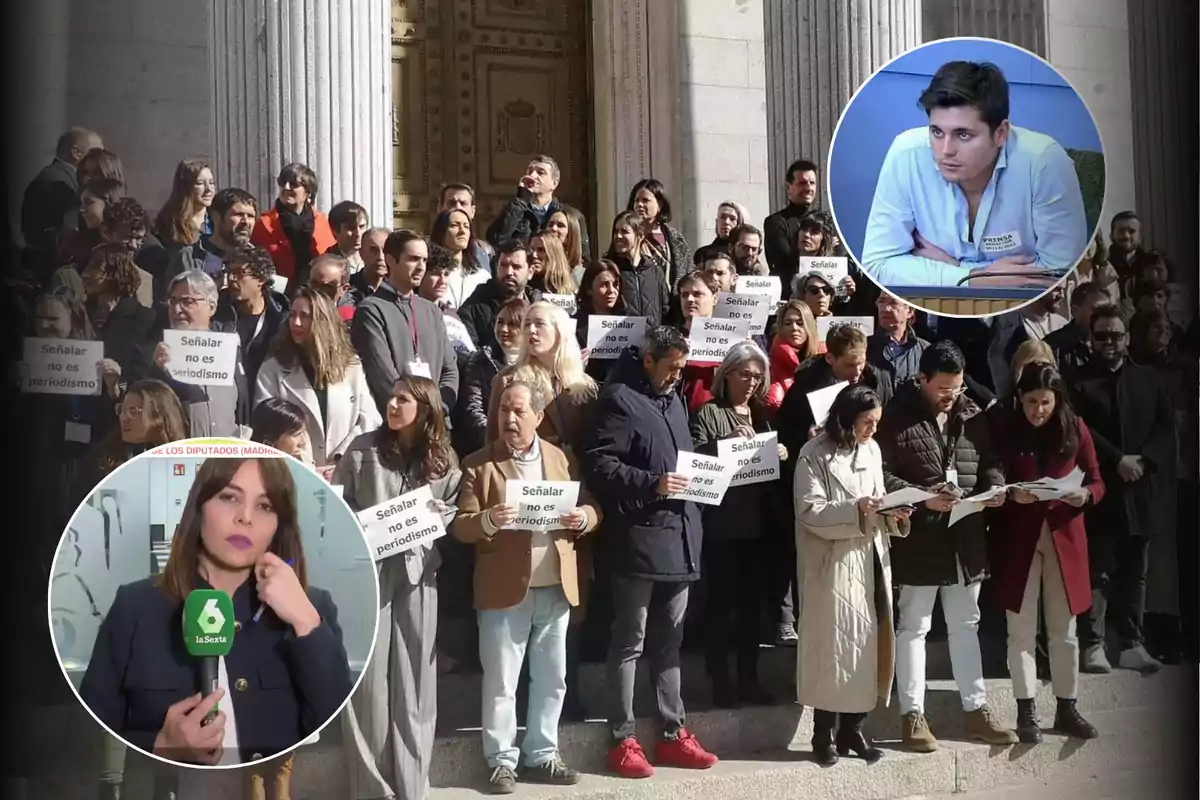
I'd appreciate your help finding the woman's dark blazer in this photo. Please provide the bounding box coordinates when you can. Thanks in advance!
[80,575,352,764]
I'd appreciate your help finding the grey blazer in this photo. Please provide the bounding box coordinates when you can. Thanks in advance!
[333,429,463,587]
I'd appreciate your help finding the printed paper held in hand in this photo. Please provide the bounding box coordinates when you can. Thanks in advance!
[734,275,782,304]
[714,292,773,335]
[1013,467,1085,501]
[948,485,1007,526]
[587,315,648,360]
[162,330,239,386]
[879,486,939,511]
[503,480,580,531]
[668,451,736,506]
[542,293,578,316]
[357,484,447,561]
[21,337,104,396]
[687,317,750,365]
[718,432,780,487]
[806,381,849,427]
[798,256,849,285]
[817,316,875,340]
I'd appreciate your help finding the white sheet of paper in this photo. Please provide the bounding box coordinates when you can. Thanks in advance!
[503,480,580,531]
[734,275,783,304]
[805,380,849,427]
[947,486,1008,526]
[1014,467,1085,501]
[718,432,780,487]
[357,485,446,561]
[21,338,104,396]
[542,293,578,316]
[817,316,875,339]
[586,315,648,359]
[270,274,289,295]
[162,330,239,386]
[445,315,476,354]
[64,421,92,444]
[668,451,736,506]
[687,317,750,365]
[879,486,939,511]
[714,292,773,336]
[799,256,849,285]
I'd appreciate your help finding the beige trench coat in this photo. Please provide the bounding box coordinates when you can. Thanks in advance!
[794,435,910,713]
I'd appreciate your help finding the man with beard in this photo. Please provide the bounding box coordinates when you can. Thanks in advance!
[728,224,769,277]
[350,227,392,304]
[877,340,1017,753]
[584,326,719,779]
[215,245,289,388]
[1107,210,1144,283]
[1069,305,1177,674]
[163,187,258,288]
[763,158,819,283]
[351,230,459,415]
[1044,282,1107,378]
[459,240,542,354]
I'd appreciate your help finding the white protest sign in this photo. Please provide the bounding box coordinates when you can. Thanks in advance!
[162,330,239,386]
[817,316,875,339]
[542,293,578,316]
[445,315,476,354]
[357,484,446,561]
[668,451,736,506]
[504,480,580,531]
[806,380,849,427]
[799,256,849,285]
[587,315,648,359]
[21,338,104,395]
[714,292,773,336]
[735,275,783,304]
[270,274,289,295]
[687,317,750,364]
[719,432,780,487]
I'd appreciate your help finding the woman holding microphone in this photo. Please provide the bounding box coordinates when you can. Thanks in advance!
[794,384,912,767]
[991,362,1103,743]
[80,457,352,766]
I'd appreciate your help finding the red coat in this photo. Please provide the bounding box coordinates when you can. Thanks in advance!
[990,417,1106,616]
[251,207,337,280]
[765,338,800,418]
[679,363,716,413]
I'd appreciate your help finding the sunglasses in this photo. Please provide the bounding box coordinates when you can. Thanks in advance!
[1092,331,1125,342]
[806,285,834,296]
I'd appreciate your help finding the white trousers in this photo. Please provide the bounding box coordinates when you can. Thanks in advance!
[896,578,987,714]
[1006,525,1079,700]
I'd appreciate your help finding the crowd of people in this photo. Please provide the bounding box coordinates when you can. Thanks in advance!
[11,126,1197,800]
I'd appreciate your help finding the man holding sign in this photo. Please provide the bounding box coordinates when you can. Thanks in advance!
[583,327,719,778]
[452,378,600,794]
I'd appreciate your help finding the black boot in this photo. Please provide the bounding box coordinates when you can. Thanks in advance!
[1052,698,1098,739]
[1015,698,1042,744]
[811,709,839,766]
[835,712,883,763]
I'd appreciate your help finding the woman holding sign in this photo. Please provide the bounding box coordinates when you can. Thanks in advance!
[990,363,1102,744]
[794,384,912,767]
[689,341,786,707]
[573,259,625,383]
[80,457,352,768]
[335,375,462,800]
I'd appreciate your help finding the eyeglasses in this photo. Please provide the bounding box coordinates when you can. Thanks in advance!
[1092,331,1126,342]
[164,296,205,309]
[935,386,968,399]
[735,369,765,384]
[806,285,834,296]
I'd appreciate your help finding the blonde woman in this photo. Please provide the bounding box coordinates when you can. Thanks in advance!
[530,232,579,298]
[711,200,750,249]
[544,206,587,284]
[254,286,381,470]
[765,300,822,419]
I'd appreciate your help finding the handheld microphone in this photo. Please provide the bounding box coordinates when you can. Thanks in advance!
[183,589,236,725]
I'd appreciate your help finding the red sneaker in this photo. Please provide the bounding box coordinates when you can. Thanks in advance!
[655,728,718,769]
[607,736,655,779]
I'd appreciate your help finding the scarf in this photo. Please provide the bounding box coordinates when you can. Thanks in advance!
[275,199,316,278]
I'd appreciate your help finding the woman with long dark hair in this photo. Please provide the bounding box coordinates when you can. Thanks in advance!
[80,457,352,766]
[335,375,462,800]
[574,259,625,382]
[606,211,670,330]
[155,158,216,248]
[794,384,911,767]
[992,363,1104,743]
[430,208,491,308]
[626,178,691,288]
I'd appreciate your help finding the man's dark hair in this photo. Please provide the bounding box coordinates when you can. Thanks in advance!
[1110,210,1140,227]
[1088,303,1126,334]
[693,243,730,267]
[676,270,719,296]
[918,61,1010,132]
[226,245,277,290]
[328,200,367,232]
[918,338,966,378]
[639,325,689,361]
[798,211,828,233]
[277,162,319,197]
[82,178,125,205]
[786,159,818,184]
[426,245,457,274]
[383,229,427,262]
[102,198,150,240]
[494,239,530,264]
[826,322,868,357]
[439,182,476,204]
[825,384,882,450]
[1132,278,1170,303]
[1069,281,1106,309]
[211,188,258,217]
[730,223,763,245]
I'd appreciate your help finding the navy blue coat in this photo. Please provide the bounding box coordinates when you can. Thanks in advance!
[583,347,703,581]
[80,575,351,764]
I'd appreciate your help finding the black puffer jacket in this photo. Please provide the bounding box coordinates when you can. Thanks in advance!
[583,347,703,581]
[877,378,1005,587]
[775,354,895,460]
[611,253,671,330]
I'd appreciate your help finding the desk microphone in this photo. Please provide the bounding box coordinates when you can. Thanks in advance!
[955,269,1069,287]
[183,589,236,725]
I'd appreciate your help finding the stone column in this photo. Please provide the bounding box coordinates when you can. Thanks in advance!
[209,0,392,225]
[763,0,921,209]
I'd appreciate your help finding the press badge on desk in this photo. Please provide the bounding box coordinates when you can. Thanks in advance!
[979,230,1023,254]
[407,360,433,380]
[65,421,91,444]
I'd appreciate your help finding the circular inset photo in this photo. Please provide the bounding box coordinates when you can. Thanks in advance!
[49,439,380,771]
[828,37,1105,316]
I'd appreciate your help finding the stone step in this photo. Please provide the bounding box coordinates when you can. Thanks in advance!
[24,668,1182,799]
[898,766,1178,799]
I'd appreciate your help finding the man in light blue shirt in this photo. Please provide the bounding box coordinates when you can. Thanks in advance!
[861,61,1089,289]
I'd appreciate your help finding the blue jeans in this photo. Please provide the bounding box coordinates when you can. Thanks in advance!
[478,585,570,770]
